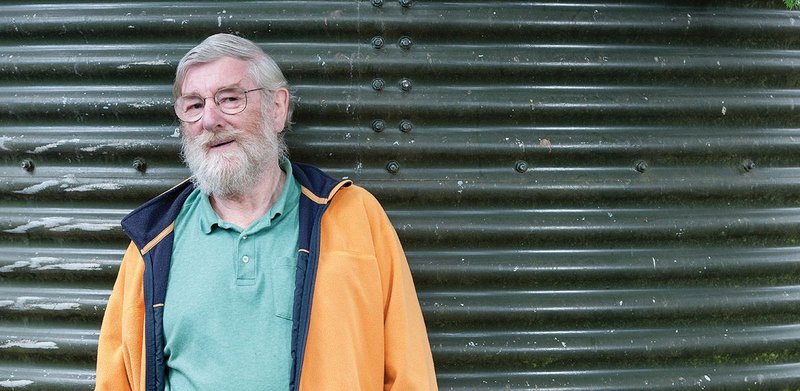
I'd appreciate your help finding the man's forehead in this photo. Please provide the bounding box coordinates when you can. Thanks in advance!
[180,57,251,94]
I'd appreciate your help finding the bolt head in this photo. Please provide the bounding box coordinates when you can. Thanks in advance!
[21,159,34,172]
[133,158,147,173]
[399,78,412,92]
[742,159,756,172]
[635,160,648,173]
[371,0,383,7]
[386,160,400,174]
[514,160,528,173]
[372,119,386,132]
[371,78,385,91]
[399,36,413,50]
[399,0,413,7]
[371,36,384,49]
[399,120,413,133]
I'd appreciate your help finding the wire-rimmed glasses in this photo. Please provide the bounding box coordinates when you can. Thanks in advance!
[174,87,264,123]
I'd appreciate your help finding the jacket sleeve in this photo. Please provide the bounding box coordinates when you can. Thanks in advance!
[96,241,145,391]
[368,196,439,390]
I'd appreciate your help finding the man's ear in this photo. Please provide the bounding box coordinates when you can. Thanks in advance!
[271,87,290,131]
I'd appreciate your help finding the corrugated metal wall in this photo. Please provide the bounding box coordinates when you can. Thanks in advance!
[2,1,800,390]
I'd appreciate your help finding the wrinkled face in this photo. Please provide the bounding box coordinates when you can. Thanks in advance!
[178,57,284,198]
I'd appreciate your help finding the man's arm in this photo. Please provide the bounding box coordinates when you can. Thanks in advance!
[370,197,438,390]
[95,242,145,391]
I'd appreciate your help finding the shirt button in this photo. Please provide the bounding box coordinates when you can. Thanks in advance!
[242,255,250,263]
[242,235,248,240]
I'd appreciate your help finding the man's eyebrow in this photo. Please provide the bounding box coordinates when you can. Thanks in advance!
[182,82,246,96]
[218,82,245,90]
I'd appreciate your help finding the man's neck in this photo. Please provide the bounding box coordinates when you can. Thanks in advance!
[209,163,287,229]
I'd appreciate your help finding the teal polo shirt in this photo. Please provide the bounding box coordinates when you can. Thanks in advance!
[163,159,300,390]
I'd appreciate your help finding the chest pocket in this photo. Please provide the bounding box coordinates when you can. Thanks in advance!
[271,257,296,320]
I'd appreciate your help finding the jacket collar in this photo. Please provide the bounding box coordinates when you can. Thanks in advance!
[120,161,351,254]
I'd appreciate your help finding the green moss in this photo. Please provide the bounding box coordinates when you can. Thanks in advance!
[708,349,799,366]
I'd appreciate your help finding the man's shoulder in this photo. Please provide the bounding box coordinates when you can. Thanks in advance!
[127,178,194,221]
[325,184,391,229]
[121,178,195,248]
[331,183,380,208]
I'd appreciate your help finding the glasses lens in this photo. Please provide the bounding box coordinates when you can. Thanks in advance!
[215,88,247,114]
[175,95,204,122]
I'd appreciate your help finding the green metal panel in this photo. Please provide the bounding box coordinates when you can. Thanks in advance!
[2,1,800,389]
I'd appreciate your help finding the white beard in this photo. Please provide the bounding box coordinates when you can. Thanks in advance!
[180,119,285,199]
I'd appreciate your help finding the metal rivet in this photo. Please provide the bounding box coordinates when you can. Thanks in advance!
[514,160,528,173]
[372,119,386,132]
[398,36,413,50]
[399,120,413,133]
[371,36,385,49]
[635,160,648,173]
[21,159,34,172]
[133,158,147,173]
[386,160,400,174]
[371,0,383,6]
[399,0,413,7]
[371,78,385,91]
[742,159,755,172]
[399,78,412,92]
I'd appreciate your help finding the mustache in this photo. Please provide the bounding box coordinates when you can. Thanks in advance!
[187,128,245,150]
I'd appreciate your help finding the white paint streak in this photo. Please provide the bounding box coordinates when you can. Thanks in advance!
[14,180,62,195]
[26,138,80,154]
[14,174,79,194]
[30,302,80,311]
[2,296,79,311]
[0,136,12,151]
[116,60,169,69]
[0,340,58,349]
[131,60,169,65]
[3,217,73,234]
[80,140,152,152]
[80,141,127,152]
[129,103,153,108]
[39,263,101,271]
[2,258,101,272]
[0,261,30,273]
[64,183,121,192]
[16,175,121,194]
[50,223,117,232]
[0,380,34,387]
[29,257,60,263]
[14,296,43,304]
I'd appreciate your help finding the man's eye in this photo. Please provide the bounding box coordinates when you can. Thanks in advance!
[219,96,240,103]
[186,102,203,111]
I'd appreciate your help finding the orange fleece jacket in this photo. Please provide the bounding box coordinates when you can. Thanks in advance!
[96,184,438,390]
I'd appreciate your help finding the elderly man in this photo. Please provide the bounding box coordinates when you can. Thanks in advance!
[96,33,437,390]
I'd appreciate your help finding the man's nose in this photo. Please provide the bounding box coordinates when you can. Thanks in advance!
[201,99,225,131]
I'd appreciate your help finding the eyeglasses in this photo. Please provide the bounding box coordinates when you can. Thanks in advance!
[174,87,265,123]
